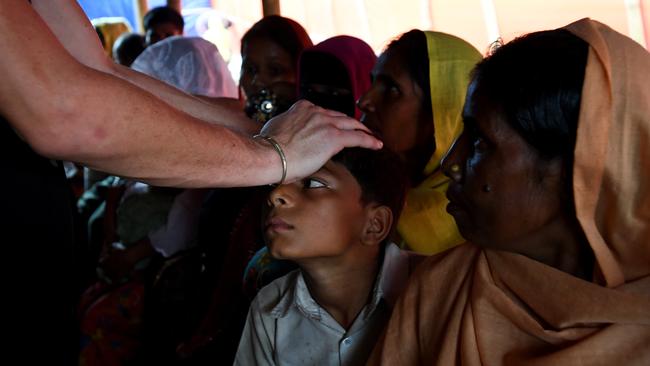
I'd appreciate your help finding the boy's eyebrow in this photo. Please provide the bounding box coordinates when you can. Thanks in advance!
[317,164,335,176]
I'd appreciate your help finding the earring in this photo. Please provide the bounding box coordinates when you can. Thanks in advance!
[482,184,491,193]
[450,164,461,173]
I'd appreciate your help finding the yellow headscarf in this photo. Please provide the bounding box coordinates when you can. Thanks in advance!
[397,31,482,255]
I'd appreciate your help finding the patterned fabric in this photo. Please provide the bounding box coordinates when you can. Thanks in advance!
[132,36,238,98]
[242,246,296,300]
[78,279,146,366]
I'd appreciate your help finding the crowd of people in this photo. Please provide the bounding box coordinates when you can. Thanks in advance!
[1,1,648,365]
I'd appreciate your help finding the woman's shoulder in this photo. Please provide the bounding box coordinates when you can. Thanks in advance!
[409,242,483,289]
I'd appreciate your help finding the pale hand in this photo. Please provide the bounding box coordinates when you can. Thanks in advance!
[260,100,383,183]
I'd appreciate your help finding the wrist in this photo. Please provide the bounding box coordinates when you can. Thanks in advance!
[253,134,287,185]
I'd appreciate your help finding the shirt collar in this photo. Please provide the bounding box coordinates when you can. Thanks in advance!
[269,243,410,320]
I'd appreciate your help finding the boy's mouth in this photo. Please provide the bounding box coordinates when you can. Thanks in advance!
[265,217,294,233]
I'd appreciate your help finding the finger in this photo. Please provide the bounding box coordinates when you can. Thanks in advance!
[336,129,383,150]
[291,99,348,118]
[315,107,348,118]
[289,99,315,110]
[329,115,373,133]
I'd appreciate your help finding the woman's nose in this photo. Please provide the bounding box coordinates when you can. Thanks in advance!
[357,89,375,113]
[441,133,469,182]
[249,71,269,89]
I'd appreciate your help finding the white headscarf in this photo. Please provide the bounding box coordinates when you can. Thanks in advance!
[132,36,238,98]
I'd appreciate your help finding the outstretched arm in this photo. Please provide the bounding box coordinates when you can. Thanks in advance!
[0,2,381,188]
[30,0,257,134]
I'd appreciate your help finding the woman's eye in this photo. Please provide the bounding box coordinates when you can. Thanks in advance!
[304,178,327,189]
[471,133,489,152]
[381,80,401,96]
[268,64,287,77]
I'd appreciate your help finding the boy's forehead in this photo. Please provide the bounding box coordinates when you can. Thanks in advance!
[318,160,344,175]
[318,160,356,183]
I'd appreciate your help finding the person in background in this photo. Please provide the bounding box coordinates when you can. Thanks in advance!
[92,17,131,58]
[143,6,184,47]
[132,36,238,99]
[358,30,482,255]
[299,35,376,119]
[368,19,650,365]
[239,15,313,123]
[112,32,146,67]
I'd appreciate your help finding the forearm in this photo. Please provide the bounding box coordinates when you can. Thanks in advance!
[45,70,281,187]
[29,71,280,188]
[78,81,280,187]
[110,63,258,134]
[0,3,279,188]
[31,0,258,134]
[2,3,381,189]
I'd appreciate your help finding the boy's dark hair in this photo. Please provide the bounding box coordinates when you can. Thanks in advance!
[241,15,312,65]
[384,30,432,121]
[143,6,184,32]
[332,147,408,238]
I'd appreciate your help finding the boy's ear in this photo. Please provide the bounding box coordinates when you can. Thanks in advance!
[361,205,393,246]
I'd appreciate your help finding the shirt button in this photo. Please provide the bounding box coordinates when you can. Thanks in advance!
[342,337,352,346]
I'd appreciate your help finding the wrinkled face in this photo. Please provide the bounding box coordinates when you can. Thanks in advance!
[442,81,566,252]
[358,49,433,172]
[145,22,182,46]
[264,161,369,261]
[240,37,297,102]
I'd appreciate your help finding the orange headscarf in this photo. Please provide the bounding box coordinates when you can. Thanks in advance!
[369,19,650,365]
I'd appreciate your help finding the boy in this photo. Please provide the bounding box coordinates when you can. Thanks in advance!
[234,147,422,365]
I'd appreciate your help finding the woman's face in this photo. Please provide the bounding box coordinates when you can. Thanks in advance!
[239,36,297,103]
[299,53,355,117]
[442,81,567,254]
[357,49,433,177]
[145,22,182,46]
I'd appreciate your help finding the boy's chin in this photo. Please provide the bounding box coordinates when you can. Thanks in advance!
[266,242,289,260]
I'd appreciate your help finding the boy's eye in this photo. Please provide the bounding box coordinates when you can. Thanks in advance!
[304,178,328,189]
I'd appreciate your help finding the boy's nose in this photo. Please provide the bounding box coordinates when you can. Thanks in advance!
[268,184,292,207]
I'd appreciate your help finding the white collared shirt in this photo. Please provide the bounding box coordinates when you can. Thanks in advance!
[234,243,421,366]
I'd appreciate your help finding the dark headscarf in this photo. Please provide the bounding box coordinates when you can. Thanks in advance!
[298,35,376,119]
